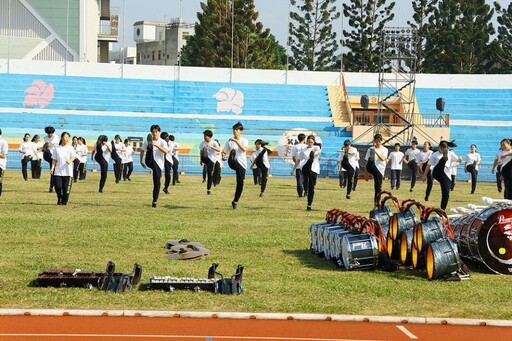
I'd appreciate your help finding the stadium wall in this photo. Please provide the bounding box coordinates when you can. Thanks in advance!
[0,59,511,180]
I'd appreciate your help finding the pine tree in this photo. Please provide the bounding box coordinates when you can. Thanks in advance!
[181,0,285,69]
[491,2,512,73]
[289,0,340,71]
[422,0,494,74]
[407,0,440,72]
[342,0,395,72]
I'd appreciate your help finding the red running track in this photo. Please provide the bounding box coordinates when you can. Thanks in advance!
[0,315,511,341]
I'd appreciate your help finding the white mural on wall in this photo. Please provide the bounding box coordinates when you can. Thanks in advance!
[213,88,244,114]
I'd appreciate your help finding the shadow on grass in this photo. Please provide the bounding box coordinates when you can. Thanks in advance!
[283,249,341,271]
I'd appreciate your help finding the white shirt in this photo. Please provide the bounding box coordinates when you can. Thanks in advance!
[291,143,307,170]
[365,146,389,176]
[299,146,321,174]
[114,142,125,157]
[199,140,220,163]
[250,152,258,170]
[142,138,167,171]
[342,146,358,170]
[164,141,174,164]
[76,144,88,163]
[170,141,180,160]
[497,149,512,168]
[96,144,111,163]
[354,150,360,169]
[465,153,482,171]
[223,137,249,170]
[494,150,503,166]
[52,145,77,177]
[0,138,8,170]
[252,148,270,169]
[44,135,59,156]
[451,160,460,176]
[418,150,433,164]
[122,145,134,164]
[19,141,33,157]
[388,151,404,170]
[405,148,420,163]
[428,150,459,179]
[32,141,44,160]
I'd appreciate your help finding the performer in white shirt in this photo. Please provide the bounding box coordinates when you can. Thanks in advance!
[44,126,59,192]
[492,146,504,194]
[296,135,321,211]
[91,135,111,193]
[111,134,125,184]
[365,133,388,205]
[449,149,460,191]
[0,128,8,196]
[403,139,420,192]
[19,133,33,181]
[290,133,308,197]
[223,122,249,209]
[418,142,433,201]
[160,132,173,194]
[340,140,358,199]
[31,135,44,179]
[423,140,461,210]
[251,139,271,197]
[250,140,262,186]
[199,130,221,195]
[495,139,512,199]
[169,135,180,185]
[76,137,88,180]
[71,136,81,183]
[388,143,404,190]
[465,144,482,194]
[121,138,134,181]
[353,149,360,191]
[140,125,168,208]
[50,132,77,205]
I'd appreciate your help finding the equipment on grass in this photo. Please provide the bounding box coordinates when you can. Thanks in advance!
[148,263,244,294]
[341,233,379,270]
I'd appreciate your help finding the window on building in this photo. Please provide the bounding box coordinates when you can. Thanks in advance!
[152,51,155,61]
[158,51,162,60]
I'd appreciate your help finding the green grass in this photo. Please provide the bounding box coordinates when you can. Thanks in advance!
[0,170,511,319]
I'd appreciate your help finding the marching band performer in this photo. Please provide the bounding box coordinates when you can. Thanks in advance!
[44,126,59,193]
[223,122,248,209]
[403,139,420,192]
[290,133,308,197]
[160,132,173,194]
[140,125,168,208]
[0,129,8,196]
[121,138,134,181]
[76,137,88,180]
[50,132,77,205]
[199,130,221,195]
[31,135,43,179]
[388,143,404,190]
[250,139,270,197]
[418,141,433,202]
[495,138,512,200]
[19,133,32,181]
[465,144,482,194]
[91,135,111,193]
[341,140,357,199]
[365,133,388,205]
[295,135,321,211]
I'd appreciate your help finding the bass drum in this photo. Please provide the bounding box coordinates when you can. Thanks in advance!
[341,233,379,271]
[454,204,512,274]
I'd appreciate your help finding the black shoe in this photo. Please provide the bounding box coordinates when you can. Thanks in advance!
[498,188,502,193]
[172,183,176,186]
[152,202,157,208]
[306,205,312,211]
[115,180,119,184]
[127,178,131,181]
[207,190,211,195]
[424,197,429,202]
[391,187,394,190]
[409,188,413,192]
[49,188,53,193]
[74,179,77,183]
[202,179,206,183]
[471,191,474,194]
[259,192,263,197]
[176,180,181,183]
[57,199,62,205]
[61,202,67,206]
[163,188,169,194]
[99,188,103,193]
[346,194,350,199]
[231,201,237,209]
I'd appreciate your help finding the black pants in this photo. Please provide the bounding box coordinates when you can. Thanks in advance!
[47,160,55,190]
[54,175,72,204]
[164,159,172,190]
[433,158,451,210]
[408,160,417,189]
[31,159,41,179]
[306,171,318,206]
[353,167,359,190]
[390,169,401,189]
[0,168,3,196]
[422,163,433,200]
[213,162,221,185]
[21,156,31,180]
[205,159,215,191]
[341,159,354,196]
[466,164,478,193]
[78,162,87,180]
[73,159,80,181]
[501,161,512,200]
[172,156,179,184]
[295,169,306,197]
[496,165,503,193]
[113,161,122,182]
[231,162,246,203]
[151,165,162,203]
[202,164,207,181]
[339,171,346,188]
[97,157,108,191]
[367,162,383,204]
[122,162,133,180]
[451,175,456,191]
[260,165,269,193]
[252,168,261,185]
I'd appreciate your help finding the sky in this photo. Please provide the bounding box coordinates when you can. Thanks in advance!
[112,0,510,51]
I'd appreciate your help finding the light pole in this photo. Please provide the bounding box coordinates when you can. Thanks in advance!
[339,0,343,86]
[7,0,11,73]
[230,0,234,82]
[285,1,291,84]
[65,0,70,75]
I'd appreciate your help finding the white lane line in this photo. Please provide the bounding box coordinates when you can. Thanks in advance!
[396,326,418,339]
[0,334,381,341]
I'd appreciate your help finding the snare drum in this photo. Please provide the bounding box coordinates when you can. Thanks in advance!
[341,233,379,270]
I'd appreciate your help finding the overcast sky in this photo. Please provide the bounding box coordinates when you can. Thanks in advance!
[112,0,509,50]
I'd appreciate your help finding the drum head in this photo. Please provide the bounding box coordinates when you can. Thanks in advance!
[477,208,512,274]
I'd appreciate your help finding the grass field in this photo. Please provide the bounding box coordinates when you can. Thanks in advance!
[0,169,511,319]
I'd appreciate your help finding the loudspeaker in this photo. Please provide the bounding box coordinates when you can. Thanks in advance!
[436,98,445,112]
[360,95,369,109]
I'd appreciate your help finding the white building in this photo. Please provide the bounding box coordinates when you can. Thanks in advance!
[0,0,118,63]
[134,19,194,66]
